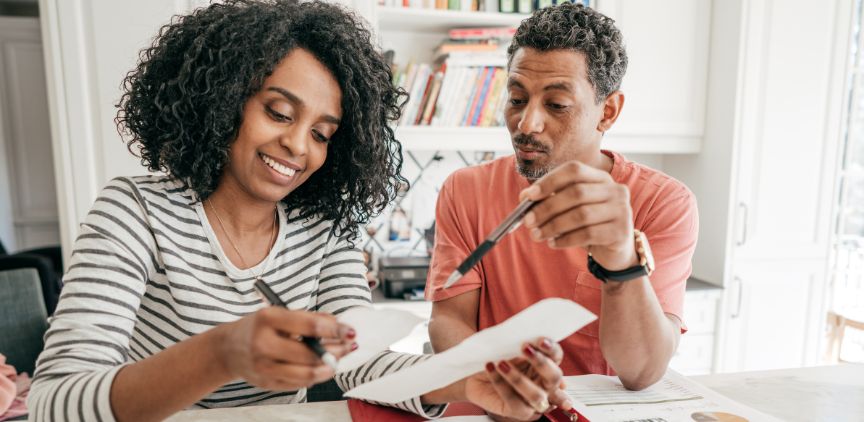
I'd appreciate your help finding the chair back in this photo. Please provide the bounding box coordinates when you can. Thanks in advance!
[0,267,49,375]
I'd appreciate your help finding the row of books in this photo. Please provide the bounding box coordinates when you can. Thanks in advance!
[378,0,590,13]
[395,55,509,128]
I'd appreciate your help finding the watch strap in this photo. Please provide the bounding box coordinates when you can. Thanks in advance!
[587,255,649,283]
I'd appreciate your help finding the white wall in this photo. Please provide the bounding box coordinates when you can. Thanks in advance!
[40,0,191,263]
[665,0,744,286]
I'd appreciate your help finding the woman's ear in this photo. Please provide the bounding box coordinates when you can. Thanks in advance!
[597,91,624,133]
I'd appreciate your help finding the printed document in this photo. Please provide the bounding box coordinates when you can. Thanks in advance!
[565,371,782,422]
[344,298,597,403]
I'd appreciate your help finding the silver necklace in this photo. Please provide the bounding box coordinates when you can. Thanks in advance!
[206,198,278,281]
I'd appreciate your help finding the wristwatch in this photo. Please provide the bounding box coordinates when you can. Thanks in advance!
[587,229,655,282]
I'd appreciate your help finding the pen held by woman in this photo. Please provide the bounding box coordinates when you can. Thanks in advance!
[253,279,341,371]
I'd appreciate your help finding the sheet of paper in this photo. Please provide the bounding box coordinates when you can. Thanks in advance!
[565,371,783,422]
[335,306,424,373]
[343,298,596,403]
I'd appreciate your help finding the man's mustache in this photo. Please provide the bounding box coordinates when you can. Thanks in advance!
[513,134,549,152]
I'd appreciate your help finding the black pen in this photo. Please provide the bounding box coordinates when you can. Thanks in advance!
[253,279,339,371]
[441,198,537,289]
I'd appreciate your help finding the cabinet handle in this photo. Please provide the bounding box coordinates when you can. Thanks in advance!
[731,276,743,319]
[736,202,748,246]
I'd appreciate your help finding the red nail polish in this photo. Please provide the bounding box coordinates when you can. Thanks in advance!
[351,343,358,351]
[542,338,553,350]
[346,329,356,340]
[498,361,511,374]
[523,345,536,358]
[485,362,495,372]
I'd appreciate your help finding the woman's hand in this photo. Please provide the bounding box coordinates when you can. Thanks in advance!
[215,307,356,391]
[465,337,572,421]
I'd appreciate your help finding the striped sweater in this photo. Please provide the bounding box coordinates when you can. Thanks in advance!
[27,176,444,421]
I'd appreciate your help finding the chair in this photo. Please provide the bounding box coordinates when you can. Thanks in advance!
[0,265,49,376]
[825,311,864,363]
[0,238,63,315]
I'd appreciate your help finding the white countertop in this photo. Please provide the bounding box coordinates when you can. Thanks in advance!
[166,364,864,421]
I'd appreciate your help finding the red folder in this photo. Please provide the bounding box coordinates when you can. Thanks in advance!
[347,399,588,421]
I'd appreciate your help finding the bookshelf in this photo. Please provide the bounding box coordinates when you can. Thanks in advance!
[376,6,530,32]
[353,0,710,154]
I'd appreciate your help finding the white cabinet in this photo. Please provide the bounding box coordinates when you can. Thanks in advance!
[666,0,852,372]
[596,0,710,153]
[670,286,722,375]
[721,264,826,371]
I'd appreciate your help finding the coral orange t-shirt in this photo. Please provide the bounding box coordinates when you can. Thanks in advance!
[425,151,698,376]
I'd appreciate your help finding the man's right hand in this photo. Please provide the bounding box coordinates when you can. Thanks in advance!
[215,307,356,391]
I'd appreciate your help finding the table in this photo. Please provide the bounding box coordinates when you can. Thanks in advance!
[165,364,864,421]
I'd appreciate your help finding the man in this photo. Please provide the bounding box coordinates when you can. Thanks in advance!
[425,3,698,394]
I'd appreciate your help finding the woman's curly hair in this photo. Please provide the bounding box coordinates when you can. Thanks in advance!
[507,3,627,103]
[116,0,408,241]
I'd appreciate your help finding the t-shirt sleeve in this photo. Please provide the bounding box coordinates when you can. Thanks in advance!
[641,186,699,332]
[424,173,483,301]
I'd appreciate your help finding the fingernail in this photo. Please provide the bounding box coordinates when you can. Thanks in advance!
[345,328,356,340]
[563,400,574,410]
[498,361,511,374]
[524,185,540,198]
[524,211,535,226]
[531,228,542,240]
[542,338,553,350]
[547,238,556,247]
[523,345,536,358]
[351,343,358,351]
[485,362,495,372]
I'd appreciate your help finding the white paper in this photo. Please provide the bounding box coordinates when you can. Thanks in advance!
[343,298,596,403]
[335,306,424,373]
[565,371,783,422]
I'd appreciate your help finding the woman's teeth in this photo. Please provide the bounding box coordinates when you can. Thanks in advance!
[261,154,296,177]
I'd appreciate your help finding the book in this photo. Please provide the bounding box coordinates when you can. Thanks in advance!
[500,0,516,13]
[447,27,516,40]
[419,71,444,125]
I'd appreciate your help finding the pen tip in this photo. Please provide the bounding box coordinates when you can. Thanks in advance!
[443,271,462,289]
[323,353,339,372]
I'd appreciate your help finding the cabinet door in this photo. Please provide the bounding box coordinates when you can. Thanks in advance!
[718,0,852,371]
[721,263,826,371]
[731,0,849,262]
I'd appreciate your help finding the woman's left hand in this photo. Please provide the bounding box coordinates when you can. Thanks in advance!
[464,337,572,421]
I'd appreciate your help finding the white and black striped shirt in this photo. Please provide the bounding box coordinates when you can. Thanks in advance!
[27,176,444,421]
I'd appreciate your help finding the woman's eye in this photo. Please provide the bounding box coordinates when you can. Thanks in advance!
[312,130,331,143]
[266,106,292,122]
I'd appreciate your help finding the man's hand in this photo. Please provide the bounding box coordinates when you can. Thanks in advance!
[465,338,574,421]
[519,160,637,271]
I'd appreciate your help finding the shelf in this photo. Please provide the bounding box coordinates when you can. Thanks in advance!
[376,6,530,32]
[396,126,512,151]
[395,126,702,154]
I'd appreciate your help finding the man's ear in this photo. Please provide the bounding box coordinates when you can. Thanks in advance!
[597,90,624,132]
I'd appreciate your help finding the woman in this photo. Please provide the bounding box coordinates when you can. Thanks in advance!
[27,1,571,421]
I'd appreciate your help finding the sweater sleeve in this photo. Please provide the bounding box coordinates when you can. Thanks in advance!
[27,178,155,422]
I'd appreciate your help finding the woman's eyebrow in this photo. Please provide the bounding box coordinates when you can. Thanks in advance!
[266,86,341,124]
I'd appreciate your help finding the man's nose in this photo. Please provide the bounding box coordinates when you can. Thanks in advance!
[517,103,544,135]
